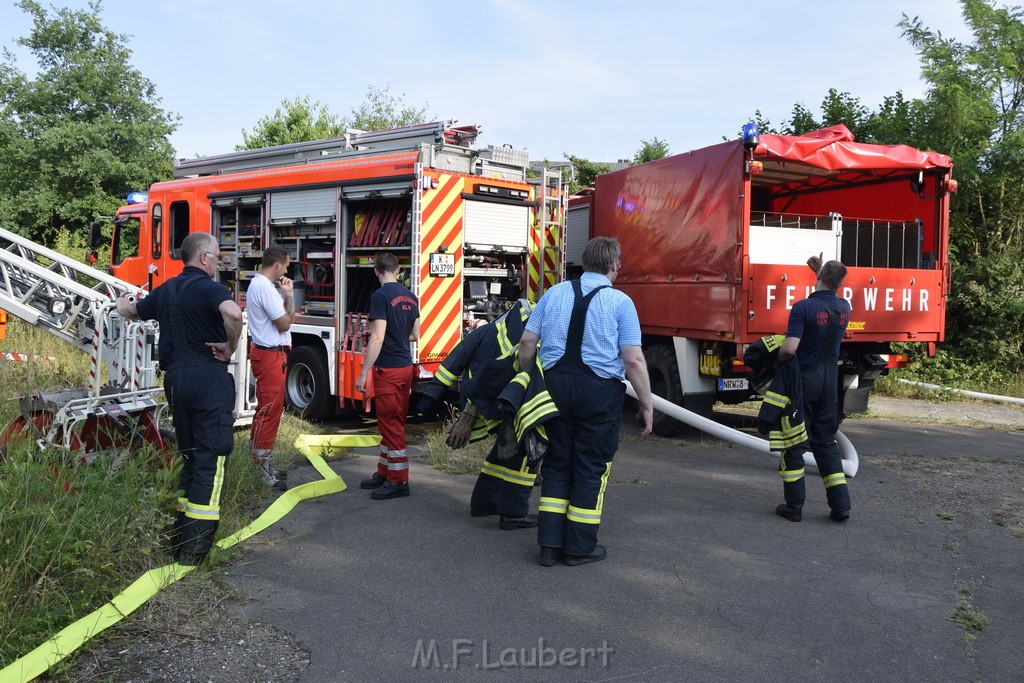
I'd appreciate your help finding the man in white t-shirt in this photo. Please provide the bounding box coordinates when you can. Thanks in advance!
[246,245,295,490]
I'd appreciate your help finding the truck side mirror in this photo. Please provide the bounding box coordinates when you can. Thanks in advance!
[88,221,102,249]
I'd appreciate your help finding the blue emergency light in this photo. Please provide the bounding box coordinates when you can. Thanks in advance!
[126,191,148,204]
[742,123,760,147]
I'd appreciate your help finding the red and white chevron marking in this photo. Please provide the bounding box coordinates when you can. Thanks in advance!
[1,351,57,362]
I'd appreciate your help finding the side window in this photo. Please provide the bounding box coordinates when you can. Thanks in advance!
[169,200,190,260]
[151,203,162,259]
[112,217,140,265]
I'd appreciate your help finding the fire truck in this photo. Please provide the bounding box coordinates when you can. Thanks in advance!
[94,122,565,420]
[566,125,954,436]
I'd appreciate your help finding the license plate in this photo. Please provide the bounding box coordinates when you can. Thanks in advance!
[429,253,455,277]
[717,378,749,391]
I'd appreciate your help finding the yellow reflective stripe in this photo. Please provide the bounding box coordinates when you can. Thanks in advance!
[595,460,613,516]
[511,370,529,389]
[176,497,187,512]
[823,472,847,488]
[779,468,805,483]
[210,456,227,508]
[481,461,536,487]
[496,322,512,356]
[567,504,601,524]
[538,496,568,514]
[771,434,808,450]
[762,334,785,352]
[435,365,457,387]
[763,391,788,408]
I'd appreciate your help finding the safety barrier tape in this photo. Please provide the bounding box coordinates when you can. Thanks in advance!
[0,432,380,683]
[1,352,57,362]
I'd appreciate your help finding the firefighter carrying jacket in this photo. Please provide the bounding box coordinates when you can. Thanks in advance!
[417,300,552,523]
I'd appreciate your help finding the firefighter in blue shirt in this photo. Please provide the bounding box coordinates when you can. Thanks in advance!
[775,255,852,523]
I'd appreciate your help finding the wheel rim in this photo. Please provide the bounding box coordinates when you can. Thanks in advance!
[286,362,315,410]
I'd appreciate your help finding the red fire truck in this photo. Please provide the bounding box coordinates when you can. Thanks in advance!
[566,125,954,435]
[94,122,565,420]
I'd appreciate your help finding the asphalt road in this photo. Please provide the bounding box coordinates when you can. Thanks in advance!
[224,407,1024,682]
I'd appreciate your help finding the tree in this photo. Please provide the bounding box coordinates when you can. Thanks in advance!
[782,102,820,135]
[632,137,671,165]
[563,154,610,193]
[238,96,345,149]
[899,0,1024,368]
[0,0,177,245]
[238,84,431,150]
[348,83,430,132]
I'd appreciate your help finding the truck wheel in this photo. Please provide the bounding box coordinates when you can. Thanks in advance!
[645,343,686,437]
[285,346,334,421]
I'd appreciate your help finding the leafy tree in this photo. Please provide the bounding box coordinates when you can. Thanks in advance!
[348,83,430,132]
[632,137,671,165]
[900,0,1024,368]
[238,96,345,150]
[0,0,177,244]
[819,88,871,138]
[239,84,431,150]
[563,154,610,193]
[782,102,820,135]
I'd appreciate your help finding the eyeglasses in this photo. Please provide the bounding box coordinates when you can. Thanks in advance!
[202,251,221,260]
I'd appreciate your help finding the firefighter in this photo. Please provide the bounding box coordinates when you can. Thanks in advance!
[116,232,243,566]
[775,255,852,523]
[518,237,654,567]
[356,252,420,500]
[418,300,544,529]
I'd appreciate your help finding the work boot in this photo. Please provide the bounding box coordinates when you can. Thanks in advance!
[537,546,563,567]
[370,481,410,500]
[470,507,497,517]
[499,514,538,530]
[254,457,287,492]
[563,545,607,566]
[830,509,851,522]
[360,472,386,490]
[775,504,802,522]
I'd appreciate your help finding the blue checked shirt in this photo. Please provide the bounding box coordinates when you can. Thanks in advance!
[525,272,642,380]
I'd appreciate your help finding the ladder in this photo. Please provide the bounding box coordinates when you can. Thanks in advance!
[174,121,483,178]
[534,167,567,294]
[0,227,165,457]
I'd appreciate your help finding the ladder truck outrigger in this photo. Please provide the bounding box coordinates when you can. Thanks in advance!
[93,121,567,420]
[0,227,168,460]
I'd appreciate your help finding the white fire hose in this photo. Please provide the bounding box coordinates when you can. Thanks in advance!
[625,382,859,477]
[898,379,1024,407]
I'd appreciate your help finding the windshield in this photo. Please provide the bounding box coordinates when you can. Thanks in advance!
[111,216,140,265]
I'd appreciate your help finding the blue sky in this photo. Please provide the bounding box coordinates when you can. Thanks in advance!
[0,0,971,164]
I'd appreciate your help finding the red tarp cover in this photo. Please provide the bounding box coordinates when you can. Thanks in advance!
[755,125,952,171]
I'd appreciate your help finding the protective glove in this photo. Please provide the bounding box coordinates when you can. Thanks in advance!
[446,404,479,450]
[493,417,518,461]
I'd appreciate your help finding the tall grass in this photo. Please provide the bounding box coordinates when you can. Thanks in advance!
[0,319,323,669]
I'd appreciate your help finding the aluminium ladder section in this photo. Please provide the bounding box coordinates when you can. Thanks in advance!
[0,226,164,455]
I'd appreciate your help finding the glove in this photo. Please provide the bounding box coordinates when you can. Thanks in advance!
[493,418,518,461]
[523,432,548,464]
[445,404,479,450]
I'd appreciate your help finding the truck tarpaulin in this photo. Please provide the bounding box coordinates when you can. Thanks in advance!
[755,125,952,171]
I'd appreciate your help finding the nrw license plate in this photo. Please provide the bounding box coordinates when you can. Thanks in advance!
[429,253,455,277]
[717,378,749,391]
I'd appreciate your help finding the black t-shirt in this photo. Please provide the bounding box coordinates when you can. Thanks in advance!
[367,281,419,368]
[785,290,851,371]
[136,266,232,368]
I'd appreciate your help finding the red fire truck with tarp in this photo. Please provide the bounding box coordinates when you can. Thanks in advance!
[93,122,565,420]
[566,124,954,436]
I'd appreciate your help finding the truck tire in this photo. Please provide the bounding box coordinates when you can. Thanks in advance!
[285,345,334,421]
[644,343,687,437]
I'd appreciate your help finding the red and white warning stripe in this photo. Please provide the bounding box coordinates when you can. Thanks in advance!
[1,351,57,362]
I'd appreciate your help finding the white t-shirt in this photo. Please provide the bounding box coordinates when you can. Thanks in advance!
[246,273,291,347]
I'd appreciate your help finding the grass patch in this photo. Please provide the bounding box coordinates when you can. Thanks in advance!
[422,412,491,476]
[936,511,955,521]
[950,602,990,634]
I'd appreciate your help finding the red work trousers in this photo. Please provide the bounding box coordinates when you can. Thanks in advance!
[373,365,415,483]
[250,346,288,451]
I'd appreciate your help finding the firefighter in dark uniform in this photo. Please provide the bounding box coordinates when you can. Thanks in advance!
[418,300,543,529]
[518,237,654,567]
[775,255,852,523]
[117,232,243,565]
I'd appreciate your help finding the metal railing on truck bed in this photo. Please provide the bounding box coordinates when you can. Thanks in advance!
[750,212,925,269]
